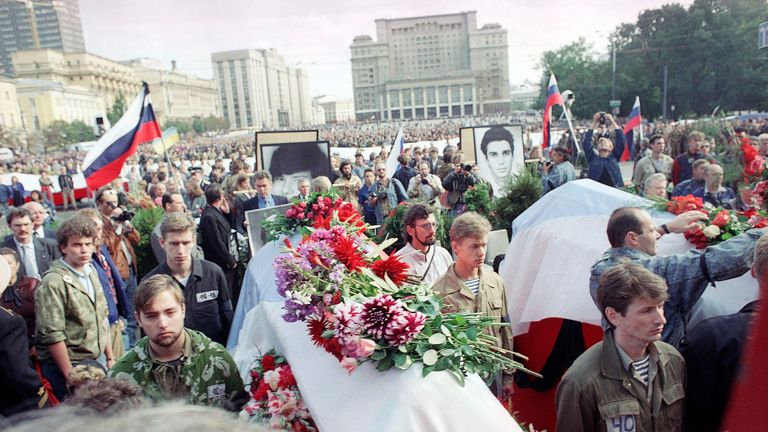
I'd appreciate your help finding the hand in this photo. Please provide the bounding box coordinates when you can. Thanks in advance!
[502,380,515,397]
[665,210,709,233]
[118,319,126,331]
[107,357,116,369]
[542,162,551,174]
[593,112,603,124]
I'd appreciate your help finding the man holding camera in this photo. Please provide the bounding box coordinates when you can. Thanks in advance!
[442,162,476,215]
[96,187,141,347]
[408,161,444,204]
[581,112,626,188]
[369,162,408,225]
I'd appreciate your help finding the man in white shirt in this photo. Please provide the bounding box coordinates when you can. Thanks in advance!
[395,204,452,285]
[2,207,58,279]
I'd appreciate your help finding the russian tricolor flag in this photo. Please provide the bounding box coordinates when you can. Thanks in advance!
[542,74,564,149]
[385,127,405,177]
[82,83,162,190]
[621,96,642,161]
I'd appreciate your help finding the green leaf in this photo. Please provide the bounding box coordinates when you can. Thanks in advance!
[428,333,447,345]
[393,352,406,367]
[395,355,413,370]
[376,353,395,371]
[465,327,479,340]
[422,365,436,377]
[370,349,387,361]
[441,325,452,336]
[439,348,455,357]
[423,349,438,366]
[398,344,408,353]
[454,314,467,326]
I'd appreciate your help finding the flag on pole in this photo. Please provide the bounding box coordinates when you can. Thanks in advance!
[82,83,161,190]
[385,127,405,178]
[621,96,642,162]
[542,74,564,149]
[152,126,180,155]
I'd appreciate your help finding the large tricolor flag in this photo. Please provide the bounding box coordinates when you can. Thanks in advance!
[542,74,564,149]
[621,96,642,161]
[82,83,162,190]
[385,127,405,178]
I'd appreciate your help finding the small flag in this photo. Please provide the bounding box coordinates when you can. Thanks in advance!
[542,74,564,149]
[385,128,405,178]
[152,127,180,155]
[82,83,161,190]
[621,96,642,162]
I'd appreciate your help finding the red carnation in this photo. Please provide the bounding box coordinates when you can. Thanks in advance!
[278,367,297,388]
[261,354,276,371]
[312,214,332,230]
[370,254,410,286]
[252,378,270,401]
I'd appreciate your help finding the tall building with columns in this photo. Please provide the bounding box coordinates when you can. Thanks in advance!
[350,11,510,121]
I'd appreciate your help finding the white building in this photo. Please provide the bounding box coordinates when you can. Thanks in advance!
[350,11,510,121]
[211,49,312,130]
[15,78,106,131]
[314,95,355,123]
[0,77,21,130]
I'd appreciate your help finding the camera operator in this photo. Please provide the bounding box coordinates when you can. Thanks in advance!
[369,162,408,225]
[442,163,476,215]
[408,161,444,204]
[96,187,141,347]
[581,111,626,188]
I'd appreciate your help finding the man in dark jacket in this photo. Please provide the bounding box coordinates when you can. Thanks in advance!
[2,207,58,279]
[145,213,233,345]
[200,185,240,306]
[392,154,417,191]
[581,112,626,188]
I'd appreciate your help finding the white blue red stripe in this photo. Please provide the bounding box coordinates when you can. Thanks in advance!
[82,85,162,190]
[623,96,642,134]
[542,74,564,149]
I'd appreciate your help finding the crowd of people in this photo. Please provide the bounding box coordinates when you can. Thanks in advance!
[1,110,767,431]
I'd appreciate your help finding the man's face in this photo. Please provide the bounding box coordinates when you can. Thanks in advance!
[355,155,364,165]
[137,290,186,348]
[406,214,438,249]
[10,215,32,243]
[60,236,95,270]
[645,180,668,199]
[414,152,423,162]
[341,164,352,178]
[165,193,186,213]
[364,171,375,185]
[254,178,272,198]
[26,203,45,229]
[650,138,665,154]
[706,166,724,189]
[273,171,310,197]
[419,164,430,177]
[485,140,513,179]
[375,165,387,179]
[692,163,709,180]
[608,296,667,347]
[154,184,166,197]
[298,181,310,196]
[759,138,768,155]
[688,137,702,153]
[98,191,119,216]
[631,211,660,256]
[161,230,195,269]
[596,138,613,157]
[452,234,488,270]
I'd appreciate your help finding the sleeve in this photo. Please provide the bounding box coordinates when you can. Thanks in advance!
[442,172,455,191]
[432,175,445,194]
[555,377,594,432]
[215,266,234,330]
[105,251,128,318]
[200,216,236,267]
[34,277,68,345]
[0,315,44,410]
[581,130,595,162]
[393,179,408,203]
[358,186,368,207]
[222,350,248,411]
[672,158,681,185]
[632,159,644,187]
[407,176,419,198]
[150,232,165,265]
[612,129,626,160]
[125,229,141,246]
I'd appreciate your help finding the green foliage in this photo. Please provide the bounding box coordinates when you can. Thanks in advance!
[107,93,127,126]
[490,168,542,231]
[131,206,164,279]
[42,120,96,150]
[464,183,493,215]
[163,115,229,135]
[377,201,413,252]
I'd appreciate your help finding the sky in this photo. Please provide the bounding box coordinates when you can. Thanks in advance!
[78,0,693,100]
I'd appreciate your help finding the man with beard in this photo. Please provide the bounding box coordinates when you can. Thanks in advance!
[395,204,452,285]
[109,274,246,411]
[333,161,363,212]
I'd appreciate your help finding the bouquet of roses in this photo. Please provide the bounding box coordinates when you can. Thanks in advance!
[684,207,768,249]
[243,349,317,431]
[273,222,537,385]
[262,192,367,242]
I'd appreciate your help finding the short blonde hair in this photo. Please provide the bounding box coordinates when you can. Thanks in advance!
[450,212,491,242]
[134,274,184,315]
[159,212,196,239]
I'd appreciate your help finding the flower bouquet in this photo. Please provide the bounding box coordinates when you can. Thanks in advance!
[271,197,537,385]
[262,192,367,242]
[243,349,317,431]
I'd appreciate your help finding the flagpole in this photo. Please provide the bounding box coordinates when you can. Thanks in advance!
[144,82,182,194]
[562,106,582,157]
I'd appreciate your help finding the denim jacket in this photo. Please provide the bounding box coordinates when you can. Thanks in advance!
[590,228,765,348]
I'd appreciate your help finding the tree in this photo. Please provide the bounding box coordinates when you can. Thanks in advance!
[41,119,96,150]
[107,93,127,125]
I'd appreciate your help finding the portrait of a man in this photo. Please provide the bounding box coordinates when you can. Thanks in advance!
[473,125,524,197]
[261,141,331,198]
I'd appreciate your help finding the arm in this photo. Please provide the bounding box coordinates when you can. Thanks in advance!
[442,172,456,191]
[0,316,45,405]
[104,331,115,369]
[581,130,595,162]
[48,341,73,378]
[35,277,69,373]
[200,216,236,268]
[555,378,594,432]
[407,177,420,198]
[431,175,445,195]
[393,179,408,203]
[215,267,234,331]
[611,129,626,161]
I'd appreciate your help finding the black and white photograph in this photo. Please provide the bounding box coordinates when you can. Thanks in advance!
[260,141,331,198]
[245,204,293,253]
[472,125,524,197]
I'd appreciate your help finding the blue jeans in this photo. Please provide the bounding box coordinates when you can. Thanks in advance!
[122,268,139,348]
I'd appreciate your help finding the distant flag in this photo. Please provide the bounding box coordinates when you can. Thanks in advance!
[152,126,181,155]
[385,127,405,177]
[542,74,564,149]
[82,83,161,190]
[621,96,642,161]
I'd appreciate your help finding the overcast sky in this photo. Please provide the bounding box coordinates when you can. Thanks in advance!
[78,0,692,99]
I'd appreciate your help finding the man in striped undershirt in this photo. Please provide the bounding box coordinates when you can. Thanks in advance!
[556,262,686,432]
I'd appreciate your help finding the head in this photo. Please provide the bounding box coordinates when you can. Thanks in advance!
[528,146,541,159]
[78,208,105,246]
[204,184,227,212]
[403,204,438,249]
[270,143,329,196]
[340,161,353,179]
[691,159,710,181]
[375,162,387,180]
[704,164,724,189]
[648,134,665,155]
[235,174,250,192]
[397,154,410,167]
[252,170,272,198]
[355,153,364,165]
[643,173,668,199]
[758,133,768,156]
[22,201,46,229]
[597,261,669,346]
[311,176,332,193]
[134,274,186,349]
[0,247,20,286]
[96,188,119,217]
[152,182,167,198]
[65,378,148,414]
[363,168,375,185]
[551,147,570,164]
[450,212,491,270]
[415,161,431,177]
[29,190,43,202]
[480,127,515,181]
[607,207,659,256]
[297,178,310,197]
[56,216,97,270]
[8,207,33,244]
[596,137,614,157]
[185,180,204,198]
[162,193,186,214]
[160,213,197,270]
[687,131,705,154]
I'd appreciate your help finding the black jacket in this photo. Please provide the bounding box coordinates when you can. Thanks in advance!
[0,306,46,417]
[2,236,59,278]
[199,205,237,270]
[144,258,234,345]
[242,194,289,212]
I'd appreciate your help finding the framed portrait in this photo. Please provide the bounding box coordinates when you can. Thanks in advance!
[468,125,524,198]
[254,130,319,169]
[245,204,293,254]
[260,141,331,198]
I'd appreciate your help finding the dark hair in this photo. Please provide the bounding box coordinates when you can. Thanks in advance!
[56,216,98,248]
[161,193,173,209]
[480,126,515,156]
[270,143,329,178]
[397,154,410,165]
[649,134,664,146]
[606,207,644,248]
[597,261,669,326]
[156,171,167,182]
[552,146,570,161]
[364,168,374,175]
[7,207,31,224]
[339,161,352,172]
[402,204,434,242]
[204,184,224,205]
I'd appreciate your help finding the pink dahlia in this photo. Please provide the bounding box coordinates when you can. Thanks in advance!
[360,294,404,340]
[385,311,427,346]
[333,302,363,339]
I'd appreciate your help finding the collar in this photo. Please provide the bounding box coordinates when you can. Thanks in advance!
[601,329,659,379]
[158,257,203,282]
[148,328,193,363]
[13,237,32,248]
[59,257,93,278]
[609,247,650,260]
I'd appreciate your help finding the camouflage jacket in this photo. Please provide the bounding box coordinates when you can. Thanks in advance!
[109,329,247,411]
[35,260,109,362]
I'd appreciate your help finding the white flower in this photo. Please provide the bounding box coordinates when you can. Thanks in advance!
[701,224,721,239]
[263,369,281,391]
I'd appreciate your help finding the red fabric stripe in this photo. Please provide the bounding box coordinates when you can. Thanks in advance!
[85,120,160,190]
